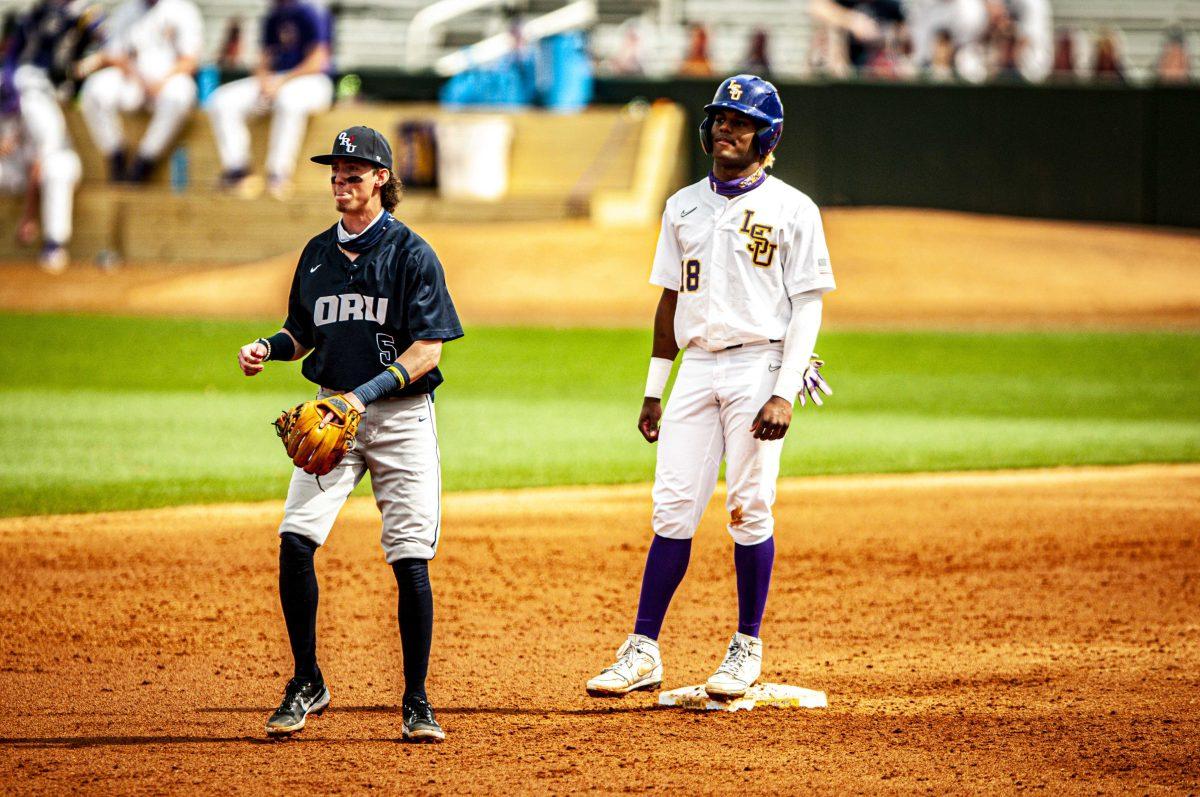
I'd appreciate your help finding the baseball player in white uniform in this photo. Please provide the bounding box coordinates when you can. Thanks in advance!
[0,85,81,274]
[206,0,334,200]
[1,0,95,272]
[588,75,835,700]
[79,0,202,183]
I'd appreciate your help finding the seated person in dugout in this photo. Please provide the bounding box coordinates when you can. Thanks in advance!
[0,80,81,274]
[207,0,334,201]
[79,0,203,183]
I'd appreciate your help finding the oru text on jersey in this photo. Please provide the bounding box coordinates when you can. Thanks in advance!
[283,219,464,398]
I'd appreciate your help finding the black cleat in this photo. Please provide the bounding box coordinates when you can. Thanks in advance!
[107,151,128,183]
[125,156,155,184]
[401,694,445,743]
[265,677,330,737]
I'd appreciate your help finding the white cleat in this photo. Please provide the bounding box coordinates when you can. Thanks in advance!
[586,634,663,697]
[705,632,763,700]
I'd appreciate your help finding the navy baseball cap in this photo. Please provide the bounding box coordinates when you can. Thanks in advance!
[310,125,393,170]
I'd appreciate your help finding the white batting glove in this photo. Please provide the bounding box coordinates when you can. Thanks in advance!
[798,355,832,408]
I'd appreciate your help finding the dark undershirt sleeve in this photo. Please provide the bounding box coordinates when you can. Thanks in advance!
[403,248,464,342]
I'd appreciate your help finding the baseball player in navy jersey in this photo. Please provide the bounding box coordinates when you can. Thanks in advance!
[588,75,835,700]
[236,125,463,742]
[79,0,203,183]
[1,0,99,272]
[207,0,334,200]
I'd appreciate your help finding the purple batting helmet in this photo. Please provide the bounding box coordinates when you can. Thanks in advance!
[699,74,784,157]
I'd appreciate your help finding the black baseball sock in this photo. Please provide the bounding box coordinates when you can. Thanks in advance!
[279,533,321,682]
[392,558,434,701]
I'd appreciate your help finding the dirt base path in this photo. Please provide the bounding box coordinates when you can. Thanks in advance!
[3,209,1198,327]
[1,465,1196,793]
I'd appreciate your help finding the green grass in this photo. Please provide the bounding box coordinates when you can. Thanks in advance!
[2,313,1197,517]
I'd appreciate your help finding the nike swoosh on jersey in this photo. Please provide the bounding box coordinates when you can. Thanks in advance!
[681,207,697,217]
[310,264,322,273]
[768,365,781,372]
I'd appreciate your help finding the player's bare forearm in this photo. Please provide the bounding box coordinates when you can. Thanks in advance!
[639,289,678,443]
[156,56,198,88]
[809,0,852,28]
[397,339,443,383]
[176,55,199,76]
[651,289,679,361]
[254,52,272,82]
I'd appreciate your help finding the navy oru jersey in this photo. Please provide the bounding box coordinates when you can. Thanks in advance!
[283,220,464,397]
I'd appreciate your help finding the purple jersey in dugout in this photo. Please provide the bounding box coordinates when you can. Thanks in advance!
[262,0,330,73]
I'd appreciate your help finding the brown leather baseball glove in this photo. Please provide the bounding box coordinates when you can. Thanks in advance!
[274,394,362,476]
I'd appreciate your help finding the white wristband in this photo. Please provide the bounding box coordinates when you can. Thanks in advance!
[644,357,673,399]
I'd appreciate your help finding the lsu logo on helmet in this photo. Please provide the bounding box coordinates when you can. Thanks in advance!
[699,74,784,157]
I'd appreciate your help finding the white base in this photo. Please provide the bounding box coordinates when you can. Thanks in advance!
[657,683,828,712]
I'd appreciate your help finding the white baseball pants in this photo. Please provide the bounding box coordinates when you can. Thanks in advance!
[652,342,786,546]
[278,392,443,563]
[206,73,333,179]
[0,147,79,245]
[13,66,72,160]
[37,149,81,245]
[79,67,196,159]
[3,68,80,244]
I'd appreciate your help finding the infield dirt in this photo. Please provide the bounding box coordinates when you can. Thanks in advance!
[2,465,1196,794]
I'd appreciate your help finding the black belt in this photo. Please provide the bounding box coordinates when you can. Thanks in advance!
[723,339,781,351]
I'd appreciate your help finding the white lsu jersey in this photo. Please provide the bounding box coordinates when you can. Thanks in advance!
[105,0,203,82]
[649,175,836,352]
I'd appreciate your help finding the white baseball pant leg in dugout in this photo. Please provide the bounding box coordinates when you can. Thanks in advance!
[80,67,196,159]
[208,73,332,180]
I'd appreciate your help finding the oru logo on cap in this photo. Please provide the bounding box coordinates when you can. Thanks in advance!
[337,131,357,153]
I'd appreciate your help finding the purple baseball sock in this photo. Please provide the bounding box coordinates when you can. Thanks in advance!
[632,535,692,639]
[734,537,775,638]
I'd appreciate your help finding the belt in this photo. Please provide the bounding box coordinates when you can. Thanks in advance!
[723,339,781,351]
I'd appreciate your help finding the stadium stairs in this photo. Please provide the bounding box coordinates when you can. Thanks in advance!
[0,100,685,265]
